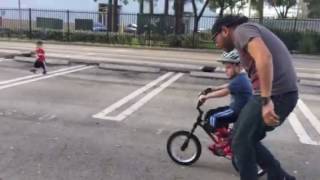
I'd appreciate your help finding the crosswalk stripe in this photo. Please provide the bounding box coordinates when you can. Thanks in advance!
[288,113,319,146]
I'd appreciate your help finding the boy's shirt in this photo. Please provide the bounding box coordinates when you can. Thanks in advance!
[228,73,253,114]
[36,47,45,62]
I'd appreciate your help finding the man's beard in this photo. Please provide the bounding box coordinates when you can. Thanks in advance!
[223,38,235,52]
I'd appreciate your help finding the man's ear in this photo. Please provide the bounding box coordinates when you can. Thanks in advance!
[221,26,229,37]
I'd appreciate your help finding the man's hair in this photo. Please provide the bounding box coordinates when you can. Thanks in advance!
[36,41,43,46]
[212,15,249,36]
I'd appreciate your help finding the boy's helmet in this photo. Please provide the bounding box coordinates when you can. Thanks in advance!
[217,49,240,64]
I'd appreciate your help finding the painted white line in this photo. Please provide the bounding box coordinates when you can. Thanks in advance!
[288,113,319,146]
[0,65,94,90]
[0,58,7,62]
[98,73,184,121]
[0,65,86,85]
[297,99,320,135]
[93,72,174,119]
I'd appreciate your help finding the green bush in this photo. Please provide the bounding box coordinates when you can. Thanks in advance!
[181,35,196,48]
[271,30,302,51]
[298,32,319,54]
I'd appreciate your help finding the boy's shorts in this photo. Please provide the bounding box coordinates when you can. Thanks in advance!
[34,60,44,68]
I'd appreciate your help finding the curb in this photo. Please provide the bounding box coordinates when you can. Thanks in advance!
[14,56,70,65]
[299,79,320,88]
[99,63,160,73]
[297,72,320,81]
[0,38,221,54]
[190,71,228,79]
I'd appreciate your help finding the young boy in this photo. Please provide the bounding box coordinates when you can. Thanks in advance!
[198,49,252,132]
[30,41,47,75]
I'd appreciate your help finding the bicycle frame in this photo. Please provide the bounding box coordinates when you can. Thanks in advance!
[182,102,221,150]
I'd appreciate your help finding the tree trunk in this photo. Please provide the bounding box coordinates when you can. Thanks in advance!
[107,0,113,31]
[164,0,169,15]
[219,8,224,17]
[175,0,184,34]
[139,0,144,14]
[150,0,154,15]
[258,0,264,24]
[112,0,118,32]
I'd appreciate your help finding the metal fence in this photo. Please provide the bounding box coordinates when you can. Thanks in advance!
[0,8,320,48]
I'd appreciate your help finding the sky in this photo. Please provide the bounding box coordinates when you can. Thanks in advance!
[0,0,215,15]
[0,0,299,17]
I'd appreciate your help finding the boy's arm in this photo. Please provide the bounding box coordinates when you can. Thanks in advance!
[205,88,230,99]
[213,83,229,91]
[198,87,230,103]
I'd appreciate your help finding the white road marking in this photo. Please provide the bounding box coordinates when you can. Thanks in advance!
[96,73,184,121]
[93,72,174,119]
[297,99,320,135]
[0,65,94,90]
[288,113,319,146]
[0,65,86,85]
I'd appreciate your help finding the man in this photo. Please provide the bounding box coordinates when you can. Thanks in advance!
[212,15,298,180]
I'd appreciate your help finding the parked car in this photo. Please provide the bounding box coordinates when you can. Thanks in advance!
[93,22,107,32]
[124,23,137,33]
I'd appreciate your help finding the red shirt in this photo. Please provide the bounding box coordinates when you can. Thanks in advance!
[36,48,45,62]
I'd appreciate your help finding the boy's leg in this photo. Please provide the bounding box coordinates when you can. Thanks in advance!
[208,107,235,129]
[204,106,229,132]
[30,61,39,73]
[41,61,47,74]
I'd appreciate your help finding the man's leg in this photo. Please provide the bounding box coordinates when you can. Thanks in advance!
[232,96,264,180]
[256,91,298,180]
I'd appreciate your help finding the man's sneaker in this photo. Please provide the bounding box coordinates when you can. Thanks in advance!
[43,71,47,75]
[284,174,296,180]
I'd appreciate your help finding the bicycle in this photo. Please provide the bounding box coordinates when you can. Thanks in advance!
[166,90,266,177]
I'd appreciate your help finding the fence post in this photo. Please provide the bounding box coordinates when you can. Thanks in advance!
[67,10,70,41]
[28,8,32,39]
[293,18,298,33]
[148,15,151,47]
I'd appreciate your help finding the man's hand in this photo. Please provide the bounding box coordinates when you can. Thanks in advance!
[262,100,280,126]
[198,95,207,104]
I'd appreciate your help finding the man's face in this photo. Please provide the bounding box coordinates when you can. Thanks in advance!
[224,63,239,79]
[214,26,235,52]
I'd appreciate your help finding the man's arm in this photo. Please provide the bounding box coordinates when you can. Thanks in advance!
[247,37,279,126]
[247,37,273,97]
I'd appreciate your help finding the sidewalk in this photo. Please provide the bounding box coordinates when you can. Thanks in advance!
[1,38,319,60]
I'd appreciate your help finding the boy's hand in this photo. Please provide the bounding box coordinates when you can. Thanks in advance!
[198,95,207,104]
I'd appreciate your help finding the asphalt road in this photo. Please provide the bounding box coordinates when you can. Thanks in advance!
[0,59,319,180]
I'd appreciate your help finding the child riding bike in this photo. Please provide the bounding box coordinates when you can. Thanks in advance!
[198,49,252,156]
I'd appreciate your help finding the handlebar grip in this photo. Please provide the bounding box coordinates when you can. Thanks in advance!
[197,100,204,108]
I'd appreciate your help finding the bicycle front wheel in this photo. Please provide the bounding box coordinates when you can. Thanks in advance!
[166,131,201,166]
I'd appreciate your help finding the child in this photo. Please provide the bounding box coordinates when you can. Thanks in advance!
[198,49,252,133]
[198,49,252,157]
[30,41,47,74]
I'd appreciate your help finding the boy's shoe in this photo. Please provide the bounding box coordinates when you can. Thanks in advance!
[43,71,47,75]
[30,69,36,73]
